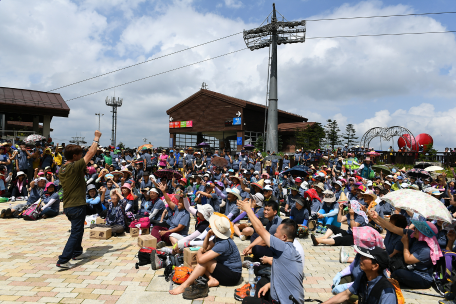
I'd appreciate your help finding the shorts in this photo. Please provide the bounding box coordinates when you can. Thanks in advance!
[211,263,241,286]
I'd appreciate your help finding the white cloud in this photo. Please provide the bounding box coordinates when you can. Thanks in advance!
[224,0,243,9]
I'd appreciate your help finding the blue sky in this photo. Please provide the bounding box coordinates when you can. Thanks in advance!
[1,0,456,150]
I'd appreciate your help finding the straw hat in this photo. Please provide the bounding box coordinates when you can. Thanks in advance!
[251,179,264,190]
[209,214,232,239]
[338,192,349,203]
[362,190,377,201]
[121,169,132,176]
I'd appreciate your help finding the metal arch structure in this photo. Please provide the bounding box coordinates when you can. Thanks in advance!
[359,126,416,150]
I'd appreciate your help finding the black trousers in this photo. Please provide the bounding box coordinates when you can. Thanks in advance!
[150,220,170,228]
[327,225,354,246]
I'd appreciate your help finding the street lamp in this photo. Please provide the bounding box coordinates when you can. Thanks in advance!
[105,97,123,147]
[95,113,104,131]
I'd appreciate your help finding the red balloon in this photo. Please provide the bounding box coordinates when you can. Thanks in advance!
[415,133,433,151]
[397,134,418,151]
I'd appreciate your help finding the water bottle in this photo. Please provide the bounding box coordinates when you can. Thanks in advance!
[249,264,255,297]
[166,255,171,266]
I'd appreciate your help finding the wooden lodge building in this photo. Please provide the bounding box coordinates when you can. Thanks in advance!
[166,88,315,152]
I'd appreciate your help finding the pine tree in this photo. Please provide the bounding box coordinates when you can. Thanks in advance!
[342,124,358,148]
[294,123,326,150]
[324,119,342,150]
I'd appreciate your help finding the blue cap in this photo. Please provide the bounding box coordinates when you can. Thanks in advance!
[397,176,403,180]
[170,150,174,152]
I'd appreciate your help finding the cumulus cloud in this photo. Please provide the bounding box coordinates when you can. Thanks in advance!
[224,0,243,9]
[0,0,455,150]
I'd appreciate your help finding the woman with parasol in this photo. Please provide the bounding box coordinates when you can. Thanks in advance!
[369,210,454,289]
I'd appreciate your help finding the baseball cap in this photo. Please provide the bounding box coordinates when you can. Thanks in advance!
[354,246,390,269]
[295,177,302,183]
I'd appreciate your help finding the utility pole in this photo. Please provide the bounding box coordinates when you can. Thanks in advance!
[95,113,104,132]
[243,3,306,152]
[105,96,123,147]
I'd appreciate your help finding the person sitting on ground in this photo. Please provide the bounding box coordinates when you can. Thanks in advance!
[332,226,385,295]
[162,200,213,255]
[315,189,340,234]
[224,187,241,220]
[148,188,166,223]
[322,246,397,304]
[369,210,445,289]
[195,181,220,212]
[85,184,105,216]
[8,171,29,202]
[311,200,368,247]
[152,182,190,249]
[305,188,323,216]
[121,183,137,213]
[242,200,282,260]
[40,182,60,219]
[237,198,304,304]
[233,193,265,241]
[137,187,153,218]
[168,214,242,299]
[283,185,300,215]
[91,188,125,236]
[1,177,47,218]
[289,196,310,227]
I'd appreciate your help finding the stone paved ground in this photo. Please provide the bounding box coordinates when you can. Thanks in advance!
[0,201,443,304]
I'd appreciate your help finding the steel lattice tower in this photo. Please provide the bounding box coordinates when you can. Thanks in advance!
[105,96,123,147]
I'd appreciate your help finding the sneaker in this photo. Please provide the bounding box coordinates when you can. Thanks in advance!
[235,283,251,293]
[311,234,319,246]
[316,225,322,234]
[320,226,328,234]
[156,241,166,249]
[56,261,76,269]
[339,247,349,263]
[239,235,246,241]
[182,276,209,300]
[150,250,163,270]
[10,197,15,202]
[234,289,252,301]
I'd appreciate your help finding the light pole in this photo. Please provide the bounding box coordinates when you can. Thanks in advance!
[95,113,104,131]
[243,3,306,152]
[105,97,123,147]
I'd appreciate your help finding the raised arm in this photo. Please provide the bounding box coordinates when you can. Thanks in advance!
[237,198,270,247]
[84,130,102,165]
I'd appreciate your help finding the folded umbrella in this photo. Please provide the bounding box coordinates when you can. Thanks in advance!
[382,189,452,223]
[372,165,391,175]
[154,169,183,180]
[281,165,310,177]
[406,168,431,179]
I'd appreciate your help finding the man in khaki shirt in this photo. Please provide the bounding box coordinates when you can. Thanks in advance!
[56,130,102,269]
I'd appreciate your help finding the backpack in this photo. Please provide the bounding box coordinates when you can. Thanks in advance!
[172,266,193,284]
[434,251,456,295]
[129,217,151,228]
[134,247,158,269]
[22,199,42,221]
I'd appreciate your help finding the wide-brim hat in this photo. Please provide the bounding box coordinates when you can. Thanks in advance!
[197,204,214,222]
[362,190,377,201]
[314,182,325,191]
[323,189,336,203]
[251,193,264,207]
[251,179,264,190]
[338,192,349,203]
[121,183,132,190]
[226,187,242,200]
[16,171,25,177]
[209,214,232,239]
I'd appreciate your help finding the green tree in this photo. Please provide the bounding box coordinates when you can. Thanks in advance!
[343,124,358,147]
[324,119,342,150]
[295,123,326,150]
[118,142,126,150]
[255,135,265,151]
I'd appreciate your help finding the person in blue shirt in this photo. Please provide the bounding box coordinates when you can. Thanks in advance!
[232,193,265,240]
[111,150,121,170]
[316,190,341,233]
[281,154,290,171]
[148,188,166,222]
[40,182,60,219]
[139,172,153,189]
[323,246,397,304]
[153,183,190,248]
[370,211,447,290]
[86,184,105,217]
[138,187,153,217]
[312,200,368,247]
[169,213,242,297]
[232,154,241,171]
[289,196,310,226]
[284,186,300,215]
[167,150,177,169]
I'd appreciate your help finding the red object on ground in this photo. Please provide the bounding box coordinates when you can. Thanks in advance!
[415,133,434,151]
[397,134,418,151]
